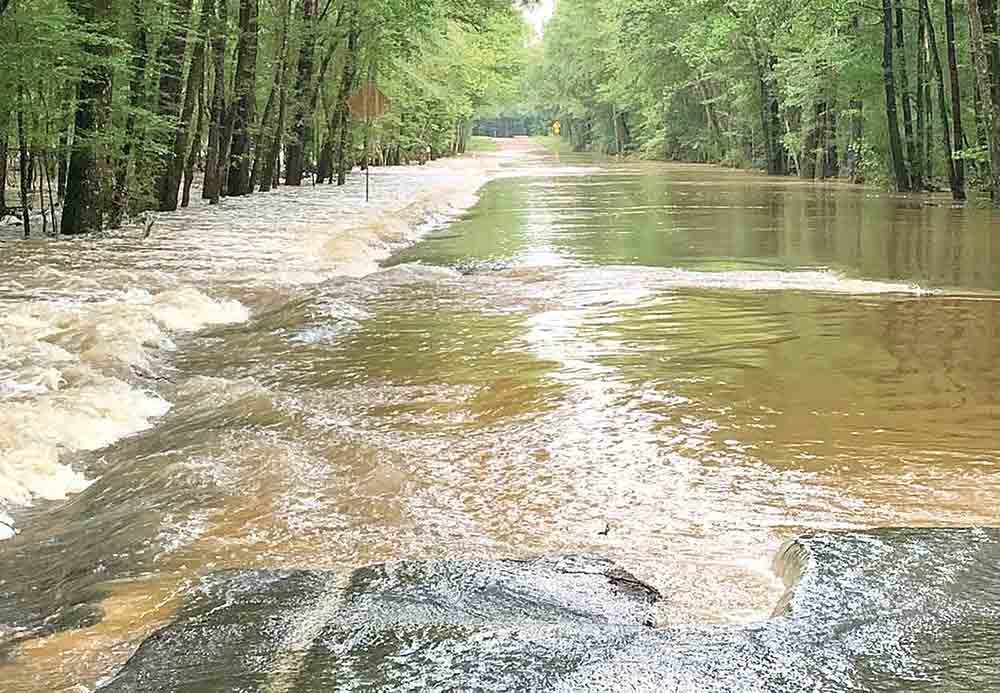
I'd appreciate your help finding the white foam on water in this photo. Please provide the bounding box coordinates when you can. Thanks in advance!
[551,266,936,298]
[0,154,500,536]
[649,268,935,295]
[309,164,490,277]
[0,288,250,526]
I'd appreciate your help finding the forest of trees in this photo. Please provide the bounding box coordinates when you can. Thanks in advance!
[10,0,1000,240]
[528,0,1000,203]
[0,0,526,236]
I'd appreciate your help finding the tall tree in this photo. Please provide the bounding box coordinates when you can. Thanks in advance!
[250,0,291,194]
[16,87,30,237]
[896,0,919,189]
[226,0,259,196]
[284,0,317,185]
[759,53,786,176]
[170,0,211,210]
[968,0,1000,201]
[182,79,206,207]
[915,2,927,187]
[153,0,195,211]
[924,14,935,181]
[259,0,292,192]
[109,0,148,228]
[923,0,960,197]
[334,19,360,186]
[0,111,9,219]
[882,0,911,191]
[944,0,966,199]
[61,0,113,235]
[203,0,227,203]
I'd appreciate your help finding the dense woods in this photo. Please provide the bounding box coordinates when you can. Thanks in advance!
[0,0,526,235]
[11,0,1000,238]
[528,0,1000,202]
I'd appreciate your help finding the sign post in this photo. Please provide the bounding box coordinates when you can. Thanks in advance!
[348,82,390,202]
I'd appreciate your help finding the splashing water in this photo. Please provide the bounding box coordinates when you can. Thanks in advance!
[1,146,999,691]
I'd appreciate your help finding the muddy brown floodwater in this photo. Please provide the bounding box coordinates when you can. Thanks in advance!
[1,142,999,691]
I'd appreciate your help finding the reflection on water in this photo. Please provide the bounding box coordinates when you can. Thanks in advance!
[1,150,999,690]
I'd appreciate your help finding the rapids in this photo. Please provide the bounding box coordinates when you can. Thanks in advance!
[1,142,999,690]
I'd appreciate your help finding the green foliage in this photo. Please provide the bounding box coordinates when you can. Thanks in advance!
[362,3,529,157]
[527,0,983,190]
[1,0,527,231]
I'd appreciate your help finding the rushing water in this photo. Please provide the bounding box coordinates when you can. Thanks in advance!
[1,143,999,690]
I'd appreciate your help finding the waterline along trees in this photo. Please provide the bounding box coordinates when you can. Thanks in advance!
[531,0,1000,202]
[0,0,530,234]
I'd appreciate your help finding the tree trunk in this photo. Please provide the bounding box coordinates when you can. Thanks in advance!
[17,92,30,238]
[925,22,935,181]
[896,0,920,189]
[801,101,818,180]
[943,0,966,199]
[226,0,259,196]
[335,18,360,186]
[270,100,287,189]
[42,147,56,231]
[171,0,210,209]
[109,0,147,228]
[57,130,68,200]
[696,81,722,160]
[260,91,285,192]
[250,83,277,192]
[284,0,315,186]
[57,86,71,200]
[294,4,346,185]
[219,103,236,195]
[923,0,959,195]
[316,122,334,183]
[25,151,35,195]
[260,0,292,192]
[36,148,47,235]
[969,0,1000,201]
[182,75,206,207]
[61,0,113,235]
[971,0,991,172]
[769,59,786,174]
[971,6,990,171]
[845,16,864,183]
[915,3,927,188]
[882,0,911,191]
[822,97,839,178]
[0,112,9,218]
[248,0,288,192]
[203,0,227,203]
[153,0,194,211]
[974,76,989,161]
[983,0,1000,180]
[757,54,786,176]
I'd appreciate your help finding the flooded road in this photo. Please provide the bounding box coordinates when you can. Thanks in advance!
[1,144,999,690]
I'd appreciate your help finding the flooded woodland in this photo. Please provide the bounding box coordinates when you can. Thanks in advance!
[2,142,1000,689]
[3,0,1000,689]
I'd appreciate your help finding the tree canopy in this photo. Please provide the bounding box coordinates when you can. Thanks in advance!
[0,0,530,234]
[527,0,1000,201]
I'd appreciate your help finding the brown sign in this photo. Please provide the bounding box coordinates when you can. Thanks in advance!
[348,83,390,120]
